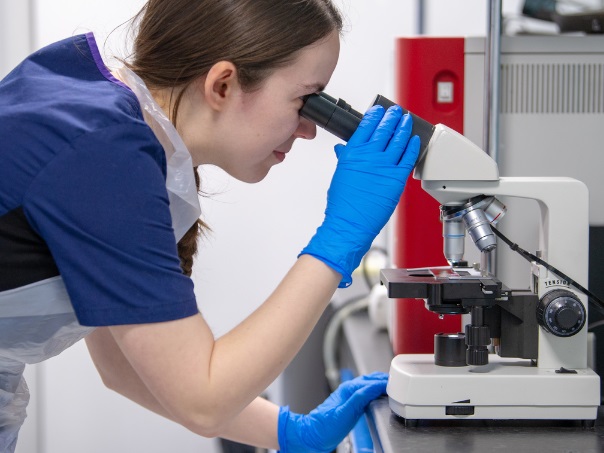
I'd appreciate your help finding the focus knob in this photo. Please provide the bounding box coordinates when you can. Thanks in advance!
[537,289,586,337]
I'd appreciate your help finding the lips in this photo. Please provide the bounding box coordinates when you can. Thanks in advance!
[273,150,287,162]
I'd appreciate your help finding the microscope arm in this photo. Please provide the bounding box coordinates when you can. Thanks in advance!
[422,177,589,278]
[415,122,589,283]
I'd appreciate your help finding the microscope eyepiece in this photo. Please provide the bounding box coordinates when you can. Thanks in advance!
[299,93,363,142]
[299,91,435,149]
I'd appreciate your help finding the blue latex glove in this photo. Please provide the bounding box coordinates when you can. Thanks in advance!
[277,372,388,453]
[300,105,420,287]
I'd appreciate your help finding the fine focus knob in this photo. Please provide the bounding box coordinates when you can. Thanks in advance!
[537,289,586,337]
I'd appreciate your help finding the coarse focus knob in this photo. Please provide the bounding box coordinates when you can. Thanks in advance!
[465,324,490,366]
[466,347,489,366]
[537,289,586,337]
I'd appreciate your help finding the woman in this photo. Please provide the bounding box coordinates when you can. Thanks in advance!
[0,0,420,451]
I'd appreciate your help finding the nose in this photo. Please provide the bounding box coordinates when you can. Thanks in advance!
[294,117,317,140]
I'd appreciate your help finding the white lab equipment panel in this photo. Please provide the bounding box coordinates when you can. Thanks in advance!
[463,35,604,290]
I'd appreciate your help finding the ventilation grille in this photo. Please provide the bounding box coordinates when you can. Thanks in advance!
[500,63,604,114]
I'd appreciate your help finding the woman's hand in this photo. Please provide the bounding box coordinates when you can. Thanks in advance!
[300,105,420,287]
[278,372,388,453]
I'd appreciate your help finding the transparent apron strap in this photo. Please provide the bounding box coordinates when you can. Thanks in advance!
[0,361,27,453]
[114,67,201,242]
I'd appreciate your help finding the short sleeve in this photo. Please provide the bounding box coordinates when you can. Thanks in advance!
[23,122,198,326]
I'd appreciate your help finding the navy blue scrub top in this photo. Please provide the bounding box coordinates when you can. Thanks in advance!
[0,33,198,326]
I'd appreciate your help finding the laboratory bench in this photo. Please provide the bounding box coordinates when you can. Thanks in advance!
[339,311,604,453]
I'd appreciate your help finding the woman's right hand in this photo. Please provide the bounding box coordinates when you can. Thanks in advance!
[299,105,420,287]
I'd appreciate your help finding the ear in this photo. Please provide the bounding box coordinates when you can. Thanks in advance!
[203,61,240,110]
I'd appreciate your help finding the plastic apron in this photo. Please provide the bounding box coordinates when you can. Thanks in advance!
[0,68,201,452]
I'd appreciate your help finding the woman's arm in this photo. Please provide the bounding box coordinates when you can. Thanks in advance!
[104,254,339,437]
[214,397,280,449]
[87,323,387,453]
[85,327,172,418]
[86,327,281,447]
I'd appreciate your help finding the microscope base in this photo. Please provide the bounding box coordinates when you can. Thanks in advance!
[387,354,600,422]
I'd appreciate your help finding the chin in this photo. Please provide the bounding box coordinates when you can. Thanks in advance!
[232,169,270,184]
[245,173,269,184]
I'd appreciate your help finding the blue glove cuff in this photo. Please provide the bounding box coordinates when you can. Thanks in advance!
[297,251,352,288]
[300,223,370,288]
[277,406,291,453]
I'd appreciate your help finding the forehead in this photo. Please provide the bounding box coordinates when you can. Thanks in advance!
[265,31,340,94]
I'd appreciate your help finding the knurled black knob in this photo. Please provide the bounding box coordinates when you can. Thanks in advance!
[465,325,491,346]
[537,289,586,337]
[466,346,489,366]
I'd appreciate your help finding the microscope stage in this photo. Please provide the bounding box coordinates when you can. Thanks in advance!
[387,354,600,421]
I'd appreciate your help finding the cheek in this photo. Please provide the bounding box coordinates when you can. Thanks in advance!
[237,99,300,150]
[280,110,304,137]
[261,113,300,144]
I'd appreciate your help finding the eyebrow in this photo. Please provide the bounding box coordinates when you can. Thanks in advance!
[299,82,325,93]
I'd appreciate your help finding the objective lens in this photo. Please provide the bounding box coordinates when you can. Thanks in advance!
[463,209,497,253]
[443,218,465,264]
[483,197,507,225]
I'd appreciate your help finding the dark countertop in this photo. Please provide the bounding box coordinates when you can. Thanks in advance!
[340,311,604,453]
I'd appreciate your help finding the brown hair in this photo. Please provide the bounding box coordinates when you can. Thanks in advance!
[125,0,343,276]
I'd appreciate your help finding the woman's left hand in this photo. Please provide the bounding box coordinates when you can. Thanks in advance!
[277,372,388,453]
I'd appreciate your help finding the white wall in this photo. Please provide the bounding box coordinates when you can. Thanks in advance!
[1,1,523,452]
[0,1,34,76]
[1,3,39,452]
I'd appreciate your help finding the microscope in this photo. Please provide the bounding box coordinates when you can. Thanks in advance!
[300,92,601,424]
[381,122,601,424]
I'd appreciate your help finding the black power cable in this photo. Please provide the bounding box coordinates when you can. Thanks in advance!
[491,225,604,318]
